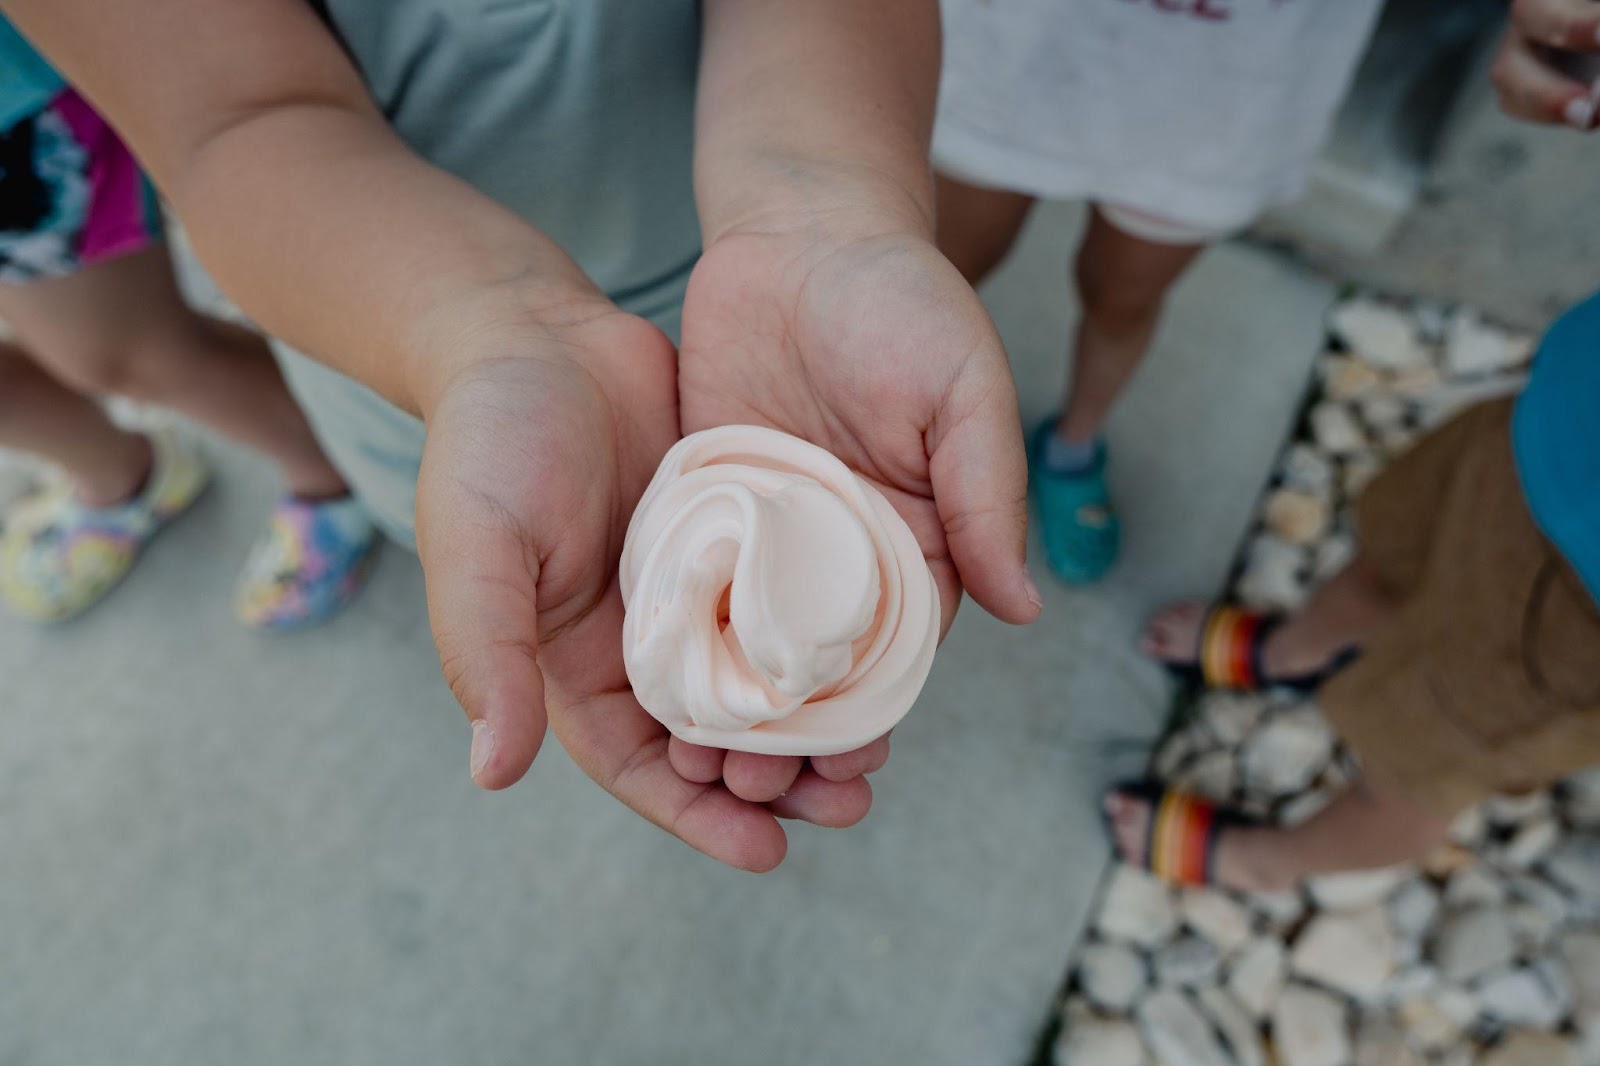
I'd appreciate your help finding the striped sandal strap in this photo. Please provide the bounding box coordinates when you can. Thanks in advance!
[1197,605,1277,690]
[1145,789,1229,887]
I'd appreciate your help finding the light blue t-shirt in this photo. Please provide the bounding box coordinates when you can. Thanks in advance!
[0,17,63,131]
[274,0,704,547]
[1513,290,1600,604]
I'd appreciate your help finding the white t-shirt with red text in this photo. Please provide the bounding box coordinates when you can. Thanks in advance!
[933,0,1385,231]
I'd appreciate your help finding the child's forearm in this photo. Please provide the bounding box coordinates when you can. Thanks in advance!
[2,0,601,417]
[164,104,600,417]
[694,0,942,243]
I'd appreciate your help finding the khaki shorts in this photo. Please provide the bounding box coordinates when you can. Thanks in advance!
[1321,397,1600,816]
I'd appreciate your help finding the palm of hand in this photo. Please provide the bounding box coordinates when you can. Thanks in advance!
[680,228,1035,631]
[414,309,882,872]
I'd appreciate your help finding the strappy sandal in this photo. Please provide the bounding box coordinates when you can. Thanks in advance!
[1105,780,1259,887]
[1156,603,1357,693]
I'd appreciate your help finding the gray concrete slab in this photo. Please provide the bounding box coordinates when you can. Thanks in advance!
[1266,22,1600,332]
[0,204,1330,1066]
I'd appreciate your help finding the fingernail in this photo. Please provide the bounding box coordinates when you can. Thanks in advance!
[1565,95,1597,130]
[1022,573,1044,612]
[469,720,495,780]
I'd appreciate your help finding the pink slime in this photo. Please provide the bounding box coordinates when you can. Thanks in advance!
[620,426,940,756]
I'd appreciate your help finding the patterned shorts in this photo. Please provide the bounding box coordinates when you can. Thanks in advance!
[0,88,162,284]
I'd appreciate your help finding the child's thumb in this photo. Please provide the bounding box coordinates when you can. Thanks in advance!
[416,489,549,791]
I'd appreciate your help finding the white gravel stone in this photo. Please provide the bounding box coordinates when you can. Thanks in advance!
[1280,443,1336,495]
[1485,791,1552,827]
[1386,879,1442,945]
[1358,392,1409,433]
[1413,301,1448,342]
[1229,938,1288,1018]
[1276,789,1334,829]
[1320,353,1386,400]
[1374,423,1417,455]
[1248,889,1306,930]
[1289,906,1396,1001]
[1237,535,1308,611]
[1097,866,1179,948]
[1561,932,1600,1020]
[1199,693,1267,748]
[1418,375,1528,429]
[1353,1015,1426,1066]
[1445,307,1536,377]
[1078,941,1149,1014]
[1181,889,1254,956]
[1391,362,1445,398]
[1542,835,1600,900]
[1433,906,1516,984]
[1306,866,1410,911]
[1155,729,1198,780]
[1054,1014,1146,1066]
[1154,935,1223,988]
[1391,933,1423,969]
[1136,990,1233,1066]
[1382,964,1441,1004]
[1479,1031,1581,1066]
[1505,901,1557,956]
[1330,298,1428,370]
[1562,767,1600,827]
[1444,866,1507,909]
[1476,963,1571,1030]
[1580,1019,1600,1066]
[1340,453,1383,498]
[1272,984,1351,1066]
[1396,997,1462,1052]
[1447,805,1487,848]
[1501,816,1559,869]
[1264,488,1332,546]
[1310,401,1367,456]
[1243,707,1335,797]
[1311,532,1356,582]
[1178,750,1237,801]
[1435,985,1484,1030]
[1507,874,1569,926]
[1195,985,1265,1066]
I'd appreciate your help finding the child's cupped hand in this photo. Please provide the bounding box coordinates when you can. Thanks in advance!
[411,297,885,872]
[679,212,1043,639]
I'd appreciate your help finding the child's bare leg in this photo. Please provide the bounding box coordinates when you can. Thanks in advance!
[934,173,1035,285]
[0,246,347,498]
[0,344,151,506]
[1144,555,1401,677]
[1058,208,1205,446]
[1107,773,1454,893]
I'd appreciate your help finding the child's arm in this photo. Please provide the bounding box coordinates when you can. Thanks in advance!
[1,0,867,872]
[2,0,598,416]
[694,0,941,244]
[686,0,1040,634]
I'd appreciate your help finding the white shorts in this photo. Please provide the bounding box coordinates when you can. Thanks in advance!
[933,0,1384,235]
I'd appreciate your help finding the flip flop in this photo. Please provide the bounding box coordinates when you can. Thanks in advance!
[1106,780,1257,887]
[1155,603,1358,694]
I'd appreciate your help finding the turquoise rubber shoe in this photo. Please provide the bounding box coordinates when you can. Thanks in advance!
[1028,419,1120,585]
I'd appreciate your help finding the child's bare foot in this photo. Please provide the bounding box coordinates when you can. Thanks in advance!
[1141,558,1399,683]
[1102,790,1295,894]
[1139,599,1335,680]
